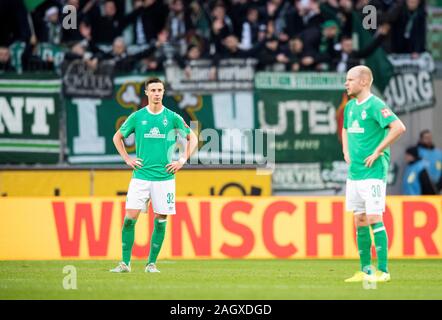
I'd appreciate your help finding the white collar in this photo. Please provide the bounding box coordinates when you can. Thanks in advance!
[355,94,373,105]
[146,105,164,115]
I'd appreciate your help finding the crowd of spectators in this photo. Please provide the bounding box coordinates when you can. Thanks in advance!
[0,0,430,74]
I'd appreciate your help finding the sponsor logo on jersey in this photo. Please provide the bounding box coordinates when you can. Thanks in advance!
[144,127,165,138]
[347,120,365,133]
[381,108,391,118]
[142,120,148,125]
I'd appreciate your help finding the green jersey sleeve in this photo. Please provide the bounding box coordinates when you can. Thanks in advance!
[370,100,399,128]
[173,113,191,138]
[119,113,136,138]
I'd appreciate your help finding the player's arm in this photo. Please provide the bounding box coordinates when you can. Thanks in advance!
[184,129,198,161]
[113,130,142,169]
[166,130,198,174]
[365,119,406,167]
[342,128,350,164]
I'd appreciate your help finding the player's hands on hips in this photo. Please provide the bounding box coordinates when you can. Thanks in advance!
[125,157,143,169]
[166,161,183,174]
[364,150,384,168]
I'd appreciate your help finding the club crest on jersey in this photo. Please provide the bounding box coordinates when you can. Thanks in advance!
[381,108,391,118]
[361,110,367,120]
[142,120,148,125]
[163,117,168,127]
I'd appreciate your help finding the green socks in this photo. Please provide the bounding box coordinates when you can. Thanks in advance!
[371,222,388,273]
[356,222,389,274]
[122,216,137,265]
[357,226,372,272]
[148,219,167,264]
[121,216,168,266]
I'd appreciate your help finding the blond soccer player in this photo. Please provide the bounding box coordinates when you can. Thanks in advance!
[342,66,406,282]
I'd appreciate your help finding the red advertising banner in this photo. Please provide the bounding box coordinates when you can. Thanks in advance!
[0,197,441,260]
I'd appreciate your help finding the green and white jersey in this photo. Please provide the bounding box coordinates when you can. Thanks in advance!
[344,94,399,181]
[119,106,191,181]
[9,41,26,73]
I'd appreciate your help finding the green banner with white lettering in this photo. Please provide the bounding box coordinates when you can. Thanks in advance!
[66,75,162,164]
[255,72,397,191]
[65,74,261,165]
[3,71,403,192]
[0,75,61,164]
[255,72,346,191]
[255,72,347,163]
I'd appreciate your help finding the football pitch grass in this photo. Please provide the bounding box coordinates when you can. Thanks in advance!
[1,259,441,300]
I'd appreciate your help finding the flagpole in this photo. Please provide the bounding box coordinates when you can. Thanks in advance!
[27,12,37,45]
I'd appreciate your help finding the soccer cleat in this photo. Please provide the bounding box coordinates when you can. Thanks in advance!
[344,271,369,282]
[145,263,160,273]
[375,271,391,282]
[109,261,131,273]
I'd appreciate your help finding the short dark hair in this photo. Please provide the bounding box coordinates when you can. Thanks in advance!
[145,77,165,89]
[420,129,431,139]
[406,146,420,159]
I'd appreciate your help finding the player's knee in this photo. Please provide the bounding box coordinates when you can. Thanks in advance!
[354,214,367,226]
[154,213,167,220]
[126,209,140,220]
[367,215,383,225]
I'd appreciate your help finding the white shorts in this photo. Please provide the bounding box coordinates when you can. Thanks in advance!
[126,178,176,215]
[345,179,386,215]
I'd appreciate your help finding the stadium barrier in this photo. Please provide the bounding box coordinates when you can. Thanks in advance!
[0,196,441,260]
[0,169,271,196]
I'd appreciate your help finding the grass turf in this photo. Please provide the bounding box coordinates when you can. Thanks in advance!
[1,259,441,300]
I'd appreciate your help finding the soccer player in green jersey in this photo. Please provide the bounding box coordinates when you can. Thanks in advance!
[110,78,198,273]
[342,66,406,283]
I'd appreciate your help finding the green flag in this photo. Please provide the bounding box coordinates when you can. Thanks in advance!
[428,0,442,6]
[23,0,47,12]
[351,11,393,92]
